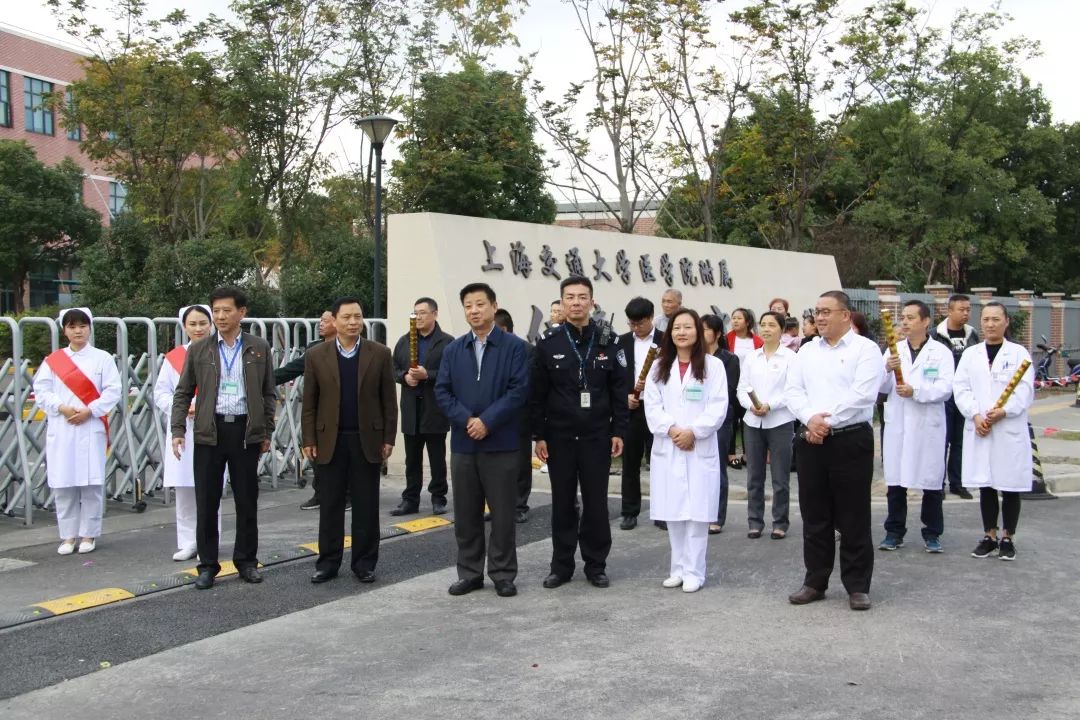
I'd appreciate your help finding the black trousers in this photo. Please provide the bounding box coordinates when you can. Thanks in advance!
[796,424,874,594]
[728,405,746,456]
[884,486,944,540]
[944,399,965,491]
[980,488,1022,535]
[517,428,533,513]
[317,432,381,575]
[621,408,649,517]
[193,417,261,575]
[402,432,448,504]
[450,450,518,582]
[548,435,612,579]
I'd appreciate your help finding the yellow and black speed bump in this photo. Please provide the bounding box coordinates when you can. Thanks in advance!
[0,514,453,631]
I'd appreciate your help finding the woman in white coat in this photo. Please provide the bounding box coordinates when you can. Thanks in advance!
[153,305,212,560]
[32,308,121,555]
[644,309,728,592]
[878,300,955,553]
[953,302,1033,561]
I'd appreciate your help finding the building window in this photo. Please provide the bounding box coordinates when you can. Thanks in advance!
[108,181,127,217]
[65,89,81,141]
[24,77,54,135]
[0,71,11,127]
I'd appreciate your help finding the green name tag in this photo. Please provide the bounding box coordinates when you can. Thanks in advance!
[923,366,939,379]
[221,380,240,396]
[684,385,704,402]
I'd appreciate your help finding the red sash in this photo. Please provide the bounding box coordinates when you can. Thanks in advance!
[165,346,187,375]
[44,349,110,443]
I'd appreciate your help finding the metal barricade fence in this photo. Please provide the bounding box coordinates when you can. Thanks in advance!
[0,315,379,526]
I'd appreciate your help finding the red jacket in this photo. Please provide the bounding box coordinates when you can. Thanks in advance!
[726,331,764,352]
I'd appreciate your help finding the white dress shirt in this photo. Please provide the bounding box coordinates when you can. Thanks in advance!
[737,345,797,429]
[783,328,884,428]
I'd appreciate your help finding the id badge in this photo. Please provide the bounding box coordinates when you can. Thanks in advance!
[580,392,592,409]
[221,381,240,396]
[923,366,939,379]
[684,385,704,402]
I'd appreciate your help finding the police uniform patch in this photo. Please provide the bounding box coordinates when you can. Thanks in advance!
[616,349,628,368]
[553,354,565,359]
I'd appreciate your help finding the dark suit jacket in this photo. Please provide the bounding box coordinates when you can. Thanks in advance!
[301,339,397,465]
[617,328,662,391]
[392,324,452,435]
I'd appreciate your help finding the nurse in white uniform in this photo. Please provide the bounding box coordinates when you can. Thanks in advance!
[878,300,955,553]
[153,305,212,561]
[32,308,121,555]
[952,302,1034,561]
[644,309,728,592]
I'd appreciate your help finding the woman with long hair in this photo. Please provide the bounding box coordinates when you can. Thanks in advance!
[701,314,739,534]
[644,309,729,592]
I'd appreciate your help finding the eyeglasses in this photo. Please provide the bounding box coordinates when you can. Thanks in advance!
[813,307,845,317]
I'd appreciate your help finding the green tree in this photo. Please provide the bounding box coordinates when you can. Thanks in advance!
[393,61,555,223]
[0,141,101,313]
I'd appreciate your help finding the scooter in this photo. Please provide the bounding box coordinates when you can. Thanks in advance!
[1035,335,1080,381]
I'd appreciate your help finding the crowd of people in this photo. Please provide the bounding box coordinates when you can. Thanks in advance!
[32,283,1034,609]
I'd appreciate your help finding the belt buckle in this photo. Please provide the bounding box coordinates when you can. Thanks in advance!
[224,414,236,423]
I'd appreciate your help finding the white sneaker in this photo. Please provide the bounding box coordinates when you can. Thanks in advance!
[77,539,96,554]
[662,576,683,588]
[682,580,702,593]
[57,541,76,555]
[172,546,198,561]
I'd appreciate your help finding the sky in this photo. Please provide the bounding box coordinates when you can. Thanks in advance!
[8,0,1079,197]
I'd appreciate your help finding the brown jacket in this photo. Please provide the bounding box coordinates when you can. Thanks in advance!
[301,339,397,465]
[171,332,277,446]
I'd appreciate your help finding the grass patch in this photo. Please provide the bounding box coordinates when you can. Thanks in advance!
[1051,430,1080,442]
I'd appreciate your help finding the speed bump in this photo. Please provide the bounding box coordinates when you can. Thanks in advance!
[393,516,452,533]
[33,588,135,615]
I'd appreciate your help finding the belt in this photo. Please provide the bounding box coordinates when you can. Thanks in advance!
[829,422,870,436]
[215,413,248,424]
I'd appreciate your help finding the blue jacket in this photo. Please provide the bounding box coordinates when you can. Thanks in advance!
[435,325,530,454]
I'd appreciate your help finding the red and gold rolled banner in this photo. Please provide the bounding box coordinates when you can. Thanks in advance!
[408,313,419,369]
[633,344,659,400]
[881,309,904,385]
[994,359,1031,409]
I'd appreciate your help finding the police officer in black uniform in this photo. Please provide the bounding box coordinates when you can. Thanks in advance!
[532,276,629,589]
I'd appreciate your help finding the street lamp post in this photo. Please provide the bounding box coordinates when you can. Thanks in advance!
[357,115,399,327]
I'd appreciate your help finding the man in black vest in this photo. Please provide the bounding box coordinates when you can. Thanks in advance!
[391,297,453,516]
[532,276,629,589]
[617,296,662,530]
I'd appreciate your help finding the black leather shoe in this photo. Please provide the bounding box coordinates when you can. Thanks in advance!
[849,592,872,611]
[494,580,517,597]
[238,566,263,584]
[194,570,215,590]
[588,573,610,588]
[355,570,376,584]
[654,520,668,530]
[390,501,419,516]
[515,510,528,524]
[620,515,637,530]
[432,498,448,515]
[448,577,484,596]
[542,573,570,589]
[788,585,826,605]
[311,570,337,584]
[950,486,973,500]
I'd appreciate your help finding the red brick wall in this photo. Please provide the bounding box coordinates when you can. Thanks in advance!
[0,28,113,225]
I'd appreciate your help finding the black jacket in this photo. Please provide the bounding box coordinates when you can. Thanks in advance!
[616,327,662,407]
[531,320,629,441]
[392,323,453,435]
[713,348,741,428]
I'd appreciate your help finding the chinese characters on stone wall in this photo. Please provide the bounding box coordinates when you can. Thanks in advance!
[479,241,734,289]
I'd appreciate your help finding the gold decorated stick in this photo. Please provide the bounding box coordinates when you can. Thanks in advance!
[994,359,1031,409]
[881,309,904,385]
[408,313,419,369]
[747,387,763,411]
[633,344,659,399]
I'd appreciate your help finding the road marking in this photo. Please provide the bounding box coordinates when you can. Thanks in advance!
[33,588,135,615]
[394,516,452,533]
[0,558,36,573]
[1030,401,1075,416]
[299,536,352,554]
[179,560,262,577]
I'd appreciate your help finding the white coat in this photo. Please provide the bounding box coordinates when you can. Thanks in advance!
[953,340,1034,492]
[153,345,196,488]
[32,346,122,488]
[644,354,728,522]
[880,337,954,490]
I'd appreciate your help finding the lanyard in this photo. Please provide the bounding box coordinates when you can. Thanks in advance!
[564,324,596,389]
[220,338,243,375]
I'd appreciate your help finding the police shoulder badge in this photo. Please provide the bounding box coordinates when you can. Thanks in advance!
[616,349,628,368]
